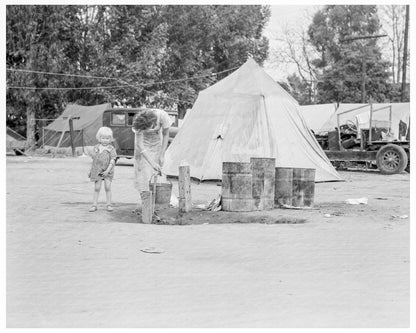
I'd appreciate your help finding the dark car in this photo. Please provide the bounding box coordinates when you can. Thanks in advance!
[102,108,178,158]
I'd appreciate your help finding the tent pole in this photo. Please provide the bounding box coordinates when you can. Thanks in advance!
[55,130,66,155]
[336,113,342,150]
[389,106,392,133]
[369,103,373,142]
[68,116,76,157]
[81,129,85,154]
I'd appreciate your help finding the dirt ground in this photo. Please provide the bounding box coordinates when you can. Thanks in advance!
[6,155,410,328]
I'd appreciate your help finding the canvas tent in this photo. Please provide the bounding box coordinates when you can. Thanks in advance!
[299,103,337,133]
[42,103,111,148]
[318,103,410,140]
[164,58,342,182]
[6,127,27,154]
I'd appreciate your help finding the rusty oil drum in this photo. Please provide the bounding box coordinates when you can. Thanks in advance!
[250,157,276,210]
[292,168,316,207]
[222,162,254,212]
[274,167,293,207]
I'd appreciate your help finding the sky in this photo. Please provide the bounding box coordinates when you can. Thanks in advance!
[262,5,321,81]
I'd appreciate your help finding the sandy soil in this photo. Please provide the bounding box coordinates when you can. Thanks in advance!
[6,155,410,328]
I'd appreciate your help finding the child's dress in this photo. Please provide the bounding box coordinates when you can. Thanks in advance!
[89,144,117,182]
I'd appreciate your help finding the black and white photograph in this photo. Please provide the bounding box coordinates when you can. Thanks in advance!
[3,0,414,329]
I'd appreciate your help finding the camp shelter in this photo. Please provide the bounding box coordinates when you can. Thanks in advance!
[42,103,111,148]
[299,103,337,133]
[6,127,26,154]
[319,103,410,140]
[164,58,342,182]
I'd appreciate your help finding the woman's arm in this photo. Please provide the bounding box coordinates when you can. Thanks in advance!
[159,127,170,166]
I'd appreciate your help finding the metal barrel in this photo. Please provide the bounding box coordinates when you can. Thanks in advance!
[222,162,254,212]
[274,167,293,207]
[150,182,172,209]
[250,157,276,210]
[292,168,316,207]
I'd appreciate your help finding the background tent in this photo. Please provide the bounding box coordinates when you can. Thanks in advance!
[42,103,111,148]
[318,103,410,140]
[299,103,337,133]
[164,58,342,182]
[6,127,27,154]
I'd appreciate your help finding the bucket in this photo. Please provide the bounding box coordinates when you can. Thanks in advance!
[292,168,315,207]
[251,157,276,210]
[149,181,172,208]
[274,167,293,207]
[222,162,254,212]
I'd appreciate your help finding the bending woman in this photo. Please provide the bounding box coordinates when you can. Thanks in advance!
[132,108,172,211]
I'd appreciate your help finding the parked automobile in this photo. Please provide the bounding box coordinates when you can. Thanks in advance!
[102,108,178,158]
[316,104,410,174]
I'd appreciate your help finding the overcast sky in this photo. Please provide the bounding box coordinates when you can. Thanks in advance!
[263,5,321,81]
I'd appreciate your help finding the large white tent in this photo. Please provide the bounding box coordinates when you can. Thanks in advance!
[164,58,342,182]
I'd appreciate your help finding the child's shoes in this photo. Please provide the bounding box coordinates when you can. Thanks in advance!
[89,205,97,212]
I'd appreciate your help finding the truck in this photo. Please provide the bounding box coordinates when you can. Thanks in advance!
[102,107,179,158]
[315,104,410,174]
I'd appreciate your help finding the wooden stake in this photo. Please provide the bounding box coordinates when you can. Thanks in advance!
[141,191,153,224]
[178,165,191,212]
[68,116,76,157]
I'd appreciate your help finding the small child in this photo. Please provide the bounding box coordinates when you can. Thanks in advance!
[88,127,117,212]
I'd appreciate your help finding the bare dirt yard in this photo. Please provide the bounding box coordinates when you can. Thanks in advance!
[6,155,410,328]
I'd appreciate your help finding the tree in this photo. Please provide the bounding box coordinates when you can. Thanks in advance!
[159,5,271,117]
[7,5,83,147]
[379,5,407,84]
[6,4,272,143]
[308,5,392,104]
[284,73,313,105]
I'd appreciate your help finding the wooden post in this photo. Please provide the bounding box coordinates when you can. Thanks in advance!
[68,116,76,157]
[141,191,153,224]
[369,103,373,143]
[178,165,191,212]
[388,105,392,133]
[336,113,343,150]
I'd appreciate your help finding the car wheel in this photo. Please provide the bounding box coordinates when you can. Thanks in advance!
[376,144,408,174]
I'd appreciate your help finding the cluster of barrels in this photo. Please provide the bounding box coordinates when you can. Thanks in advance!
[222,158,316,212]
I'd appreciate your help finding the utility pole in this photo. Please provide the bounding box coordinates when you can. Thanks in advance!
[401,5,409,102]
[340,34,387,103]
[361,48,367,103]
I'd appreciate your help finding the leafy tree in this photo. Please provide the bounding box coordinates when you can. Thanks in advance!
[6,4,271,145]
[6,5,83,147]
[307,5,392,103]
[279,74,313,105]
[159,5,271,117]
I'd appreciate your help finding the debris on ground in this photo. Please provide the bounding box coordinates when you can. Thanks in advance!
[140,247,164,254]
[279,203,317,210]
[345,197,368,205]
[206,195,222,211]
[391,214,408,219]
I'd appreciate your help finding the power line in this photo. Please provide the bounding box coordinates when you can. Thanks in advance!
[6,64,240,105]
[6,65,239,87]
[6,68,121,80]
[7,85,130,90]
